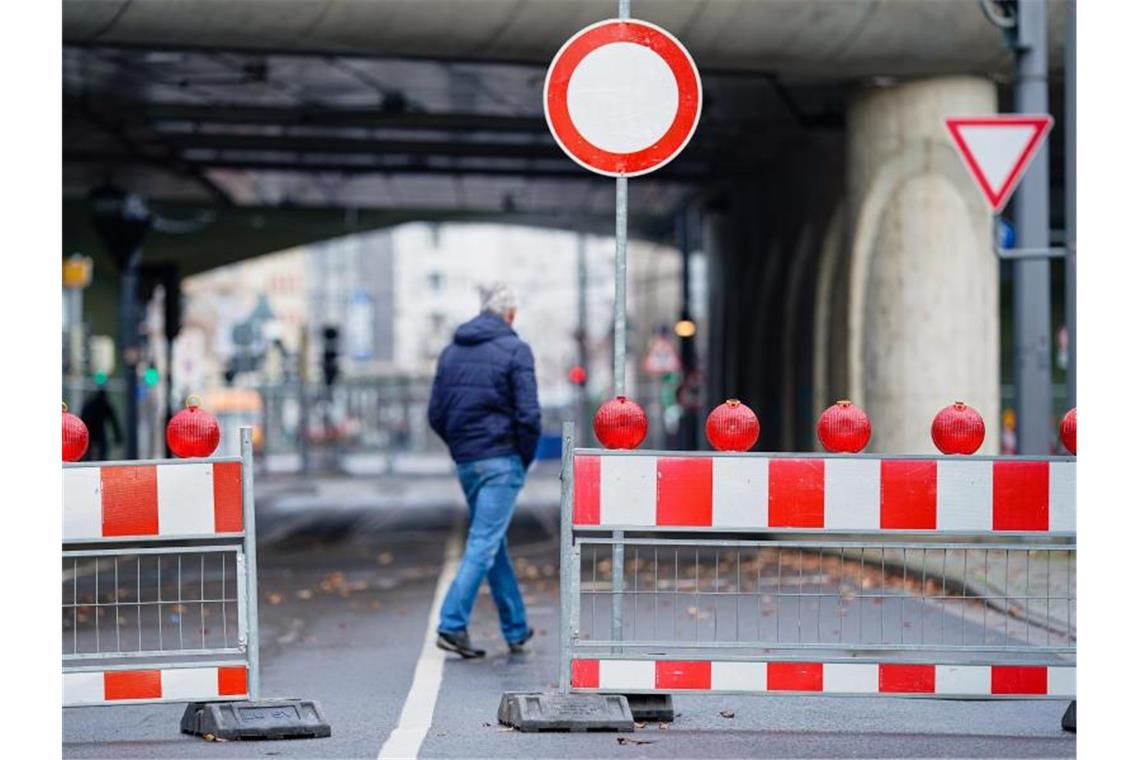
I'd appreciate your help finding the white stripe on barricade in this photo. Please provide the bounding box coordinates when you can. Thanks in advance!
[572,453,1075,533]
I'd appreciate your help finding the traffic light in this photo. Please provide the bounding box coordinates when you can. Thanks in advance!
[89,335,115,385]
[321,326,340,388]
[568,365,587,386]
[143,365,160,387]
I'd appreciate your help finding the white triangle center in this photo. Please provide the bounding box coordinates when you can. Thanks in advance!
[957,124,1038,193]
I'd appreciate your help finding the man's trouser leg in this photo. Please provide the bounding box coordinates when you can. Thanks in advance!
[487,535,528,643]
[438,455,527,638]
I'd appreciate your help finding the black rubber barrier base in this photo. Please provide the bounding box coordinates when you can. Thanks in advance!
[498,691,634,732]
[1062,700,1076,733]
[180,699,332,740]
[624,693,674,722]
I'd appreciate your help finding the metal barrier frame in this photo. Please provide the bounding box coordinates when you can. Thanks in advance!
[557,422,1076,701]
[62,428,260,707]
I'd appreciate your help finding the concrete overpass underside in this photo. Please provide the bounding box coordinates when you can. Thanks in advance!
[62,0,1070,453]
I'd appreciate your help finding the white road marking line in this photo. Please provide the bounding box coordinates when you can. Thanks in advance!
[377,520,464,759]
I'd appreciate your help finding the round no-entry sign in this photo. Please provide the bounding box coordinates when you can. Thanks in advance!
[544,18,702,178]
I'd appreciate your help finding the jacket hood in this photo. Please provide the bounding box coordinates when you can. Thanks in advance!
[453,312,515,346]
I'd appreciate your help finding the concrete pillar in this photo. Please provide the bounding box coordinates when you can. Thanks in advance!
[847,77,999,454]
[811,202,849,446]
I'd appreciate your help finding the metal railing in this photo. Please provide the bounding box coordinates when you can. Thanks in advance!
[558,423,1075,700]
[62,428,260,707]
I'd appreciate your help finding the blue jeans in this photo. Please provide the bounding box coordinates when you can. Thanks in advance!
[438,454,529,643]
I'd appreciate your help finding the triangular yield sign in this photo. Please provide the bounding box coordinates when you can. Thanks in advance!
[944,115,1054,213]
[642,336,681,375]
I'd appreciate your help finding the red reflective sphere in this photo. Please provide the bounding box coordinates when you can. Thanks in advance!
[705,399,760,452]
[62,404,89,462]
[931,401,986,455]
[167,398,221,458]
[1060,408,1076,454]
[817,399,872,453]
[594,396,648,450]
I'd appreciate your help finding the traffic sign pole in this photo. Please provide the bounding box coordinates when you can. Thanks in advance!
[611,0,630,669]
[612,0,631,398]
[1013,0,1052,455]
[614,177,628,397]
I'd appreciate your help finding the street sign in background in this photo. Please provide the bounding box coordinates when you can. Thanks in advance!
[944,115,1053,213]
[642,334,681,376]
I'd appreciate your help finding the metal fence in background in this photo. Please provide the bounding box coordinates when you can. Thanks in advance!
[559,423,1076,700]
[62,429,259,707]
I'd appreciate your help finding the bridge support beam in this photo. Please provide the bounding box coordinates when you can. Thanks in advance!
[846,76,999,453]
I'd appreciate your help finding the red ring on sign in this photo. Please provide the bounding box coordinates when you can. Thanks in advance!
[544,20,702,177]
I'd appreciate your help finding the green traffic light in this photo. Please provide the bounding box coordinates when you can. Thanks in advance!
[93,371,108,386]
[144,367,160,387]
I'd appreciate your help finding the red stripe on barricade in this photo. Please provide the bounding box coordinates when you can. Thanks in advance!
[767,662,823,691]
[571,659,600,689]
[573,456,601,525]
[880,460,937,530]
[656,457,713,527]
[212,462,244,533]
[879,664,936,693]
[991,665,1048,695]
[104,670,162,700]
[768,459,825,528]
[656,660,711,690]
[218,666,248,696]
[992,461,1050,531]
[100,466,159,537]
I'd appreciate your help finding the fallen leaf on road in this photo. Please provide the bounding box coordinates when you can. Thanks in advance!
[634,722,647,729]
[658,722,670,730]
[617,737,653,746]
[296,589,313,600]
[719,710,735,719]
[267,593,283,605]
[377,552,394,565]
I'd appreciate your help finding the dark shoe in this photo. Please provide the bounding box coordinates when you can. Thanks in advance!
[436,630,485,659]
[507,627,535,654]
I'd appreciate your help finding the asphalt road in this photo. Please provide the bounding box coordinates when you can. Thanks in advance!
[62,464,1075,759]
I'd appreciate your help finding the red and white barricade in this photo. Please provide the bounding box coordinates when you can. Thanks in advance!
[62,429,260,708]
[556,424,1076,724]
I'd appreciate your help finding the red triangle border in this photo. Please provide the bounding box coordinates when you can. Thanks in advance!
[944,116,1054,213]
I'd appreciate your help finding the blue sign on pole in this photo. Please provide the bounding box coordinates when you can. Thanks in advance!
[997,217,1016,250]
[347,289,375,361]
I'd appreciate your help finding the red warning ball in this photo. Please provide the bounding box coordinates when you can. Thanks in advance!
[593,396,647,450]
[931,401,985,455]
[705,399,760,452]
[817,399,872,453]
[62,403,89,462]
[167,396,221,458]
[1059,408,1076,454]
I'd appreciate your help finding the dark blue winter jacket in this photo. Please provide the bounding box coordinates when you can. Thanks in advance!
[428,312,542,467]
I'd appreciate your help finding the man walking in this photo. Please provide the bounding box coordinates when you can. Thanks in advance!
[428,283,541,658]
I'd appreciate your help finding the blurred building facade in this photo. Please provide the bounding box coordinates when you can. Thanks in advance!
[176,222,682,416]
